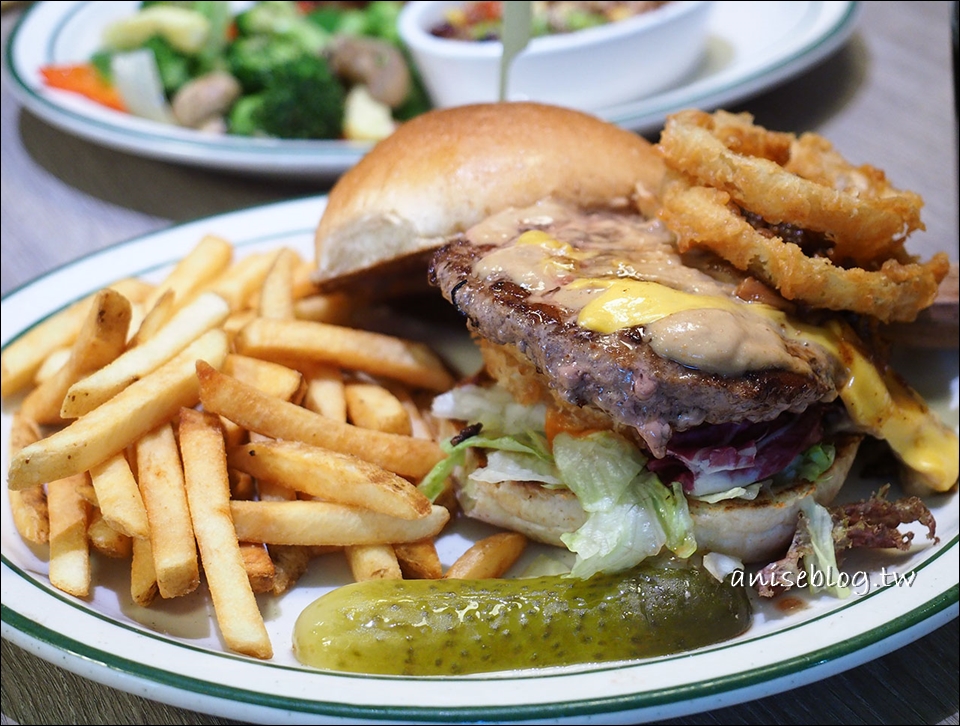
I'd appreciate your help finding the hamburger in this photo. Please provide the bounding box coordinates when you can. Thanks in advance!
[314,102,956,589]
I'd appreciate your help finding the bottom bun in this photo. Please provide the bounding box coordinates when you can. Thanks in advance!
[455,434,863,564]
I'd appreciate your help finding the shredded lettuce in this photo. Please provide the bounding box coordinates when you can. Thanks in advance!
[431,383,547,435]
[419,432,552,502]
[422,385,700,576]
[417,431,549,501]
[650,479,698,558]
[420,383,553,500]
[799,497,850,598]
[467,449,562,485]
[553,431,696,578]
[561,504,665,578]
[551,431,645,509]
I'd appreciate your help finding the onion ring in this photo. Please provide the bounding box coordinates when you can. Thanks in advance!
[657,110,924,265]
[659,184,949,323]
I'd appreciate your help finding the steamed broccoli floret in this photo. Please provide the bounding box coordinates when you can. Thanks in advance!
[226,93,262,136]
[304,1,403,44]
[227,54,345,139]
[226,34,304,93]
[355,1,404,45]
[142,34,195,94]
[234,1,331,55]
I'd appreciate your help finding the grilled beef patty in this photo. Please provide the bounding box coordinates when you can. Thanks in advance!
[428,200,846,456]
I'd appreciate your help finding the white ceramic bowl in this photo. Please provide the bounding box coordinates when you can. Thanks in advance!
[398,1,715,111]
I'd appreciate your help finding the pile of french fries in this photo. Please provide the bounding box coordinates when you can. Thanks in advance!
[3,235,528,660]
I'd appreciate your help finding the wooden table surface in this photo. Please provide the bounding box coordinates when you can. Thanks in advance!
[2,2,958,724]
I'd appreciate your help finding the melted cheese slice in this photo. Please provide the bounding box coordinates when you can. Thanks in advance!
[577,279,762,331]
[837,330,958,492]
[575,279,959,493]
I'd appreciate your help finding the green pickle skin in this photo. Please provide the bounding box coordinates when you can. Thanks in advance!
[293,561,753,676]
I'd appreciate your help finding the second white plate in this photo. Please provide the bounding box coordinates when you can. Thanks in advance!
[4,1,860,179]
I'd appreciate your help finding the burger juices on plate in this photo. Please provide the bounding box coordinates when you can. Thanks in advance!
[313,102,957,593]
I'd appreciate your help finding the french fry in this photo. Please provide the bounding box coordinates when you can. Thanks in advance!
[233,318,456,392]
[8,329,229,491]
[223,309,258,339]
[227,439,432,520]
[240,542,277,594]
[33,347,71,385]
[75,478,99,507]
[387,384,437,441]
[8,412,48,544]
[344,544,402,581]
[142,234,232,313]
[197,362,443,479]
[47,472,92,598]
[394,539,443,580]
[205,251,274,312]
[2,302,89,398]
[9,484,49,546]
[88,451,149,539]
[88,509,133,559]
[179,408,273,659]
[293,292,354,325]
[21,288,132,424]
[230,500,450,546]
[444,532,528,580]
[256,478,297,504]
[61,292,230,418]
[258,247,300,320]
[3,227,488,663]
[256,478,313,594]
[345,381,412,435]
[136,422,199,599]
[221,354,305,446]
[1,278,150,398]
[292,254,318,299]
[229,469,256,500]
[131,289,176,347]
[130,536,159,607]
[265,543,312,595]
[222,354,304,402]
[302,365,347,421]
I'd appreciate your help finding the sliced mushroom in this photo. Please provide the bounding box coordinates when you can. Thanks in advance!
[328,35,410,108]
[171,70,242,129]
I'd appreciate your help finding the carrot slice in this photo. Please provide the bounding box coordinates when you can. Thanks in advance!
[39,63,127,112]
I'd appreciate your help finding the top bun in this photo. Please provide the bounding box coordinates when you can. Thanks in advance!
[313,101,665,296]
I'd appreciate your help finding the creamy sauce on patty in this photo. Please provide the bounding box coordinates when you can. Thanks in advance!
[465,199,818,376]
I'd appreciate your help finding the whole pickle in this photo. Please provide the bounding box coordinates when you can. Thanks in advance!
[293,560,752,676]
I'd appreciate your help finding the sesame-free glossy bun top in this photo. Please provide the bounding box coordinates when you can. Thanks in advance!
[313,101,665,295]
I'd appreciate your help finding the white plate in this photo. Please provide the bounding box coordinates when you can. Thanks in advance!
[1,196,957,724]
[3,1,860,179]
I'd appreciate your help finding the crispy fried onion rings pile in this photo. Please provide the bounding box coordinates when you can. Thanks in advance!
[656,109,949,323]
